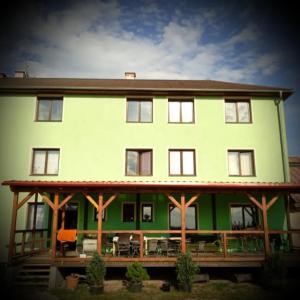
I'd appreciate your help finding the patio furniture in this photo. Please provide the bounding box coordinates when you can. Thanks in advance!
[147,239,158,255]
[116,233,131,256]
[57,229,77,256]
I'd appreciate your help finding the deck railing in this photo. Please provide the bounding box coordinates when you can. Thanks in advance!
[10,229,300,262]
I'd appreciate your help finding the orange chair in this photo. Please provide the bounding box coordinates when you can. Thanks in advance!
[57,229,77,256]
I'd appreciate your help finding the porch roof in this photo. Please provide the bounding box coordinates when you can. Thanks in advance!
[2,180,300,194]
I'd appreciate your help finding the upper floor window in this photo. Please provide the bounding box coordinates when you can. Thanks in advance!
[225,100,251,123]
[168,100,194,123]
[228,150,255,176]
[127,99,152,122]
[36,97,63,121]
[126,149,152,176]
[32,148,60,175]
[169,149,195,176]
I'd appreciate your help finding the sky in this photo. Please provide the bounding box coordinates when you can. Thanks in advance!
[0,0,300,155]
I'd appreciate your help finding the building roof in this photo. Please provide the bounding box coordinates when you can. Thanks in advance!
[2,180,300,194]
[0,78,293,99]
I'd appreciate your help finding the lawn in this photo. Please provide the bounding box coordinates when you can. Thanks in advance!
[50,280,288,300]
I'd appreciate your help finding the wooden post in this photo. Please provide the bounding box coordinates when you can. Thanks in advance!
[140,231,144,259]
[31,193,38,253]
[262,194,270,256]
[97,194,103,255]
[223,233,228,258]
[8,192,19,263]
[51,193,59,261]
[181,194,186,253]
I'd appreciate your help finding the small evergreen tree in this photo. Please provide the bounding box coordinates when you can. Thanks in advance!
[125,262,149,292]
[175,252,199,292]
[86,251,106,287]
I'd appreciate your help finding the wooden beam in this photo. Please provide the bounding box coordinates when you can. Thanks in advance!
[103,193,118,210]
[58,193,75,210]
[246,193,263,210]
[97,194,103,255]
[140,232,144,259]
[51,193,59,261]
[16,192,35,210]
[8,192,18,262]
[266,195,279,210]
[40,193,55,210]
[181,194,186,253]
[83,193,99,210]
[262,194,270,256]
[165,193,181,209]
[185,193,201,208]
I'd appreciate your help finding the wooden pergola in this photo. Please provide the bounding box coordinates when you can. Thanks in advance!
[3,180,300,264]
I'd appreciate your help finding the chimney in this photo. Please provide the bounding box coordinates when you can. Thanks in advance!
[14,70,28,78]
[124,72,136,79]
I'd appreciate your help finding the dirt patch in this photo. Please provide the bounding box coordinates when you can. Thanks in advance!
[104,280,125,292]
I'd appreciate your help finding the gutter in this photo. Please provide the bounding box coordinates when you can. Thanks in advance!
[276,90,288,181]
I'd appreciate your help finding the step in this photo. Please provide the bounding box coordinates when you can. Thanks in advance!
[16,275,50,280]
[14,281,49,286]
[19,269,50,274]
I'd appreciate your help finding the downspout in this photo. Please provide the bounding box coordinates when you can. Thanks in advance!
[275,90,288,182]
[275,91,290,234]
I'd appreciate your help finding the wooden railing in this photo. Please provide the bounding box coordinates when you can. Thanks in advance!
[11,229,300,262]
[12,229,49,257]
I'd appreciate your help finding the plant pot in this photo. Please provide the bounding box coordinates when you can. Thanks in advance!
[89,284,104,294]
[66,274,79,290]
[127,281,143,292]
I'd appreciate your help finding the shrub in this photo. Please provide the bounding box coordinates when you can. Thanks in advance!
[125,262,150,283]
[259,253,287,290]
[125,262,150,292]
[86,251,106,287]
[175,252,199,292]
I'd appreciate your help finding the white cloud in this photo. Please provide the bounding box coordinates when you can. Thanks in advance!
[1,0,282,83]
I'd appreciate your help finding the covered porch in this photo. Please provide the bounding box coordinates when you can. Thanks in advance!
[3,180,300,267]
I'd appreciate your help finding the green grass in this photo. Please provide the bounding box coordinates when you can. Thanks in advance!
[48,280,289,300]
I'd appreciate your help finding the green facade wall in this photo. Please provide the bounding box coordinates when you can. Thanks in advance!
[0,94,289,261]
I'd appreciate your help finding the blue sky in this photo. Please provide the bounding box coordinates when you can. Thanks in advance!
[0,0,299,155]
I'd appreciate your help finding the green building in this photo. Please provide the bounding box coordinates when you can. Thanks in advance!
[1,72,299,278]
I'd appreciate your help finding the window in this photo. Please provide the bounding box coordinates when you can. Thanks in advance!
[141,203,153,222]
[230,204,259,229]
[26,203,45,229]
[127,99,152,122]
[122,203,135,222]
[169,149,195,176]
[228,150,255,176]
[169,204,197,230]
[126,149,152,176]
[36,97,63,121]
[94,208,106,221]
[225,100,251,123]
[168,100,194,123]
[32,149,60,175]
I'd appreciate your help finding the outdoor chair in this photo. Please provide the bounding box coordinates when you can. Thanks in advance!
[57,228,77,256]
[147,239,158,255]
[167,239,181,256]
[117,233,131,256]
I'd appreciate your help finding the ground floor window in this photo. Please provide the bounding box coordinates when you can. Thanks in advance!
[26,202,45,229]
[122,203,135,222]
[141,203,153,222]
[230,204,259,229]
[169,204,197,229]
[94,208,106,221]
